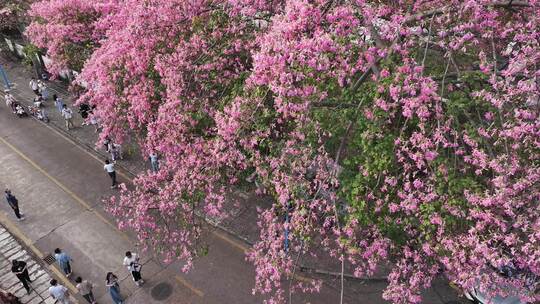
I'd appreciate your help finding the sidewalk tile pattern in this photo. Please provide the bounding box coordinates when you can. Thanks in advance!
[0,225,54,303]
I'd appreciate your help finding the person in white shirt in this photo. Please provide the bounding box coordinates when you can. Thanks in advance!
[15,104,26,118]
[48,279,71,304]
[29,78,39,95]
[38,80,49,100]
[61,104,75,130]
[104,159,117,188]
[4,90,14,111]
[123,251,144,286]
[33,94,44,108]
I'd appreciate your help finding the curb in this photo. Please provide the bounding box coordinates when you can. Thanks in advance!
[205,219,389,282]
[299,267,388,282]
[0,213,81,303]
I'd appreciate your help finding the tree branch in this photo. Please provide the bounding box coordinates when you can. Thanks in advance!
[421,14,436,76]
[404,1,530,25]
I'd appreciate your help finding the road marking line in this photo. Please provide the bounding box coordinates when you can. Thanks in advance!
[211,229,312,283]
[175,275,205,297]
[0,136,132,243]
[0,135,209,297]
[34,119,134,181]
[212,230,250,253]
[0,212,79,295]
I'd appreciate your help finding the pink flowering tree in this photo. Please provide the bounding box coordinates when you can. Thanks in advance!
[27,0,540,303]
[75,0,263,268]
[0,0,33,36]
[241,1,540,303]
[25,0,118,75]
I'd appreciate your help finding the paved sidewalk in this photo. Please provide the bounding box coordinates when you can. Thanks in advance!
[0,132,198,304]
[0,224,56,304]
[0,57,147,175]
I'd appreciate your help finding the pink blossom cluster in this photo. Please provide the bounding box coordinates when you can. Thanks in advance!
[26,0,540,303]
[25,0,119,75]
[0,0,33,33]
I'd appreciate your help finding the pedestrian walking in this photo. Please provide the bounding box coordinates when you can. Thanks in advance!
[37,80,49,100]
[4,90,14,110]
[4,190,24,221]
[90,115,99,133]
[29,78,39,95]
[111,143,123,162]
[33,94,44,108]
[38,107,49,122]
[11,260,32,295]
[105,272,123,304]
[75,277,96,304]
[104,159,117,188]
[4,91,16,113]
[123,251,144,286]
[78,103,90,125]
[89,106,100,133]
[103,137,111,152]
[53,94,64,113]
[48,279,71,304]
[0,289,22,304]
[61,104,75,130]
[149,152,159,172]
[54,248,73,277]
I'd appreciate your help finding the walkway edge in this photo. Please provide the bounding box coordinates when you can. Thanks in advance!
[0,212,81,303]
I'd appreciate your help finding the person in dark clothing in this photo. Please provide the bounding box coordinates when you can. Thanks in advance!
[4,190,24,221]
[11,260,32,294]
[79,103,90,124]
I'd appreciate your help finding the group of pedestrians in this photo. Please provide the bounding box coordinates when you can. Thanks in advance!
[102,151,159,189]
[4,188,146,304]
[10,250,144,304]
[2,77,77,130]
[50,93,76,131]
[51,249,144,304]
[1,75,163,303]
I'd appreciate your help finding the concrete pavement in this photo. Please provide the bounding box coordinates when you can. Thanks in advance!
[0,223,58,304]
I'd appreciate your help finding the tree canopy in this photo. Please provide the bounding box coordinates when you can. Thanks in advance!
[26,1,540,303]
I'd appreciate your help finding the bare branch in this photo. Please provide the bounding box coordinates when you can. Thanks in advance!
[404,1,530,24]
[421,14,436,76]
[440,57,451,96]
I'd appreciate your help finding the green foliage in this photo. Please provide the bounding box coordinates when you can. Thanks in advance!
[22,43,40,67]
[63,41,94,72]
